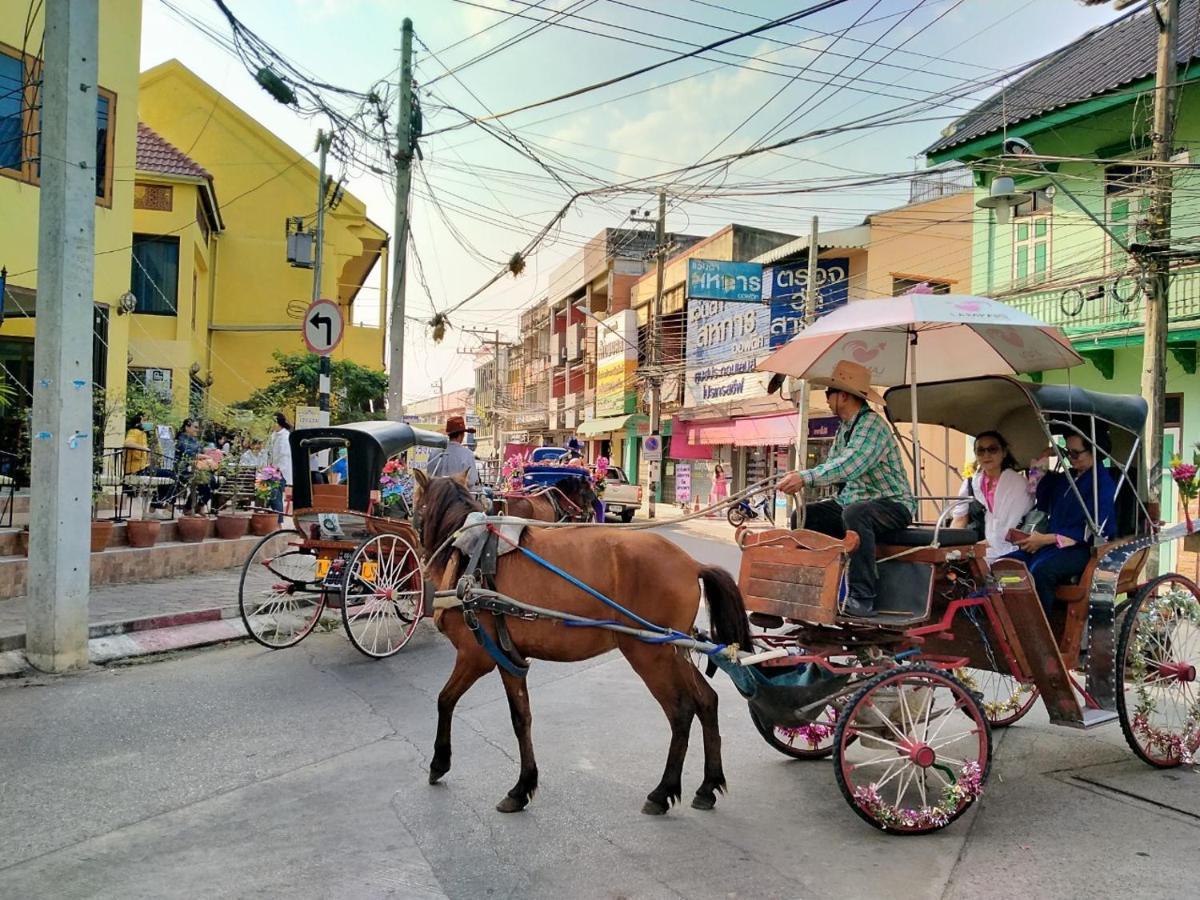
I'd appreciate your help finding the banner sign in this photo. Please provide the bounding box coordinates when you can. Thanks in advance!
[687,259,764,303]
[675,463,691,504]
[762,258,850,348]
[684,299,770,407]
[594,309,638,417]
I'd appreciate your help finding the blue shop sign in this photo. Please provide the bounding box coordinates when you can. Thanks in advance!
[763,258,849,348]
[686,259,764,303]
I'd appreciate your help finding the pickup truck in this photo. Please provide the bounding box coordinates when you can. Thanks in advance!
[600,465,642,523]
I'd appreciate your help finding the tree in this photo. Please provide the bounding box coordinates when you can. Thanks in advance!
[233,351,389,425]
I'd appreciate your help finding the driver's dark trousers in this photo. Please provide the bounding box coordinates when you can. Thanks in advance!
[800,499,912,605]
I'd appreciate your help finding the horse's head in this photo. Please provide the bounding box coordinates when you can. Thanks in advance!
[411,469,484,580]
[556,474,603,522]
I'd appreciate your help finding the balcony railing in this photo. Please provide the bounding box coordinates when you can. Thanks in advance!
[1001,264,1200,336]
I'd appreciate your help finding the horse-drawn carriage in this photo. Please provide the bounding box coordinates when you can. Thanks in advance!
[492,446,601,523]
[238,421,446,658]
[730,375,1198,831]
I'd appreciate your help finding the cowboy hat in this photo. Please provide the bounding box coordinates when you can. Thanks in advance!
[808,359,884,405]
[443,415,476,436]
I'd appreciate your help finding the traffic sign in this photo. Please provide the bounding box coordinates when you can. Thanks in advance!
[643,433,662,462]
[303,299,344,356]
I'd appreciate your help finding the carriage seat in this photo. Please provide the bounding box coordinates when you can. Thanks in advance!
[877,526,980,548]
[1053,542,1147,604]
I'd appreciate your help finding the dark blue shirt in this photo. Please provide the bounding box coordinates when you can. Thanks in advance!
[1036,464,1117,544]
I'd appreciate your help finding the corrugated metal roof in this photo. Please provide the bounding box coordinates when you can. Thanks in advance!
[136,122,211,179]
[925,0,1200,157]
[753,225,871,267]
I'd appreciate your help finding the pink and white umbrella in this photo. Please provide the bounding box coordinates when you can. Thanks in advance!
[757,293,1083,492]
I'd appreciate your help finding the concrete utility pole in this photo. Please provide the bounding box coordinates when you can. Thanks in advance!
[647,189,667,520]
[1142,0,1179,549]
[27,0,98,673]
[387,18,414,421]
[794,216,819,479]
[313,130,332,426]
[461,327,504,459]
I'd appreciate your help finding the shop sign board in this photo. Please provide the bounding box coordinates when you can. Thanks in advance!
[762,258,850,348]
[684,299,770,407]
[686,259,763,303]
[594,309,638,417]
[674,463,691,504]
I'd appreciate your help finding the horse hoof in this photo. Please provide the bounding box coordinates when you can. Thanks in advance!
[691,794,716,811]
[641,799,669,816]
[496,795,528,813]
[428,764,449,785]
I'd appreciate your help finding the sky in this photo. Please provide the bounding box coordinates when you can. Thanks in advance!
[139,0,1125,405]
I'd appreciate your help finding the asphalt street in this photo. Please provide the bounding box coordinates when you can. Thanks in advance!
[1,529,1197,899]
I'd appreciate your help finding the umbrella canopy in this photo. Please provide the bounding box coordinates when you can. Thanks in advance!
[757,294,1083,383]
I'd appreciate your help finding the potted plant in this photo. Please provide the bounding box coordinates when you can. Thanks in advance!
[1173,449,1200,551]
[91,486,116,552]
[213,451,250,539]
[251,465,285,536]
[177,450,221,542]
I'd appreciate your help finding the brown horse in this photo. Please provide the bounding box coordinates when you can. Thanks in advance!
[501,475,598,523]
[413,470,753,816]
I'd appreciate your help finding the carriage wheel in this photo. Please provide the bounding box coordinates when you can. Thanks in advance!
[1116,574,1200,768]
[750,705,843,760]
[833,665,991,834]
[954,668,1039,728]
[238,528,326,650]
[341,533,424,658]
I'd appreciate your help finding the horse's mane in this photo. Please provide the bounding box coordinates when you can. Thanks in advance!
[554,475,597,510]
[419,476,482,565]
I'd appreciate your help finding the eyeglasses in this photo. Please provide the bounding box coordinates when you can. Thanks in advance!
[1066,448,1088,460]
[975,445,1001,455]
[825,389,842,400]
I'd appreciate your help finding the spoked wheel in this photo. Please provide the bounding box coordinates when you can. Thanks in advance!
[750,705,842,760]
[1117,573,1200,768]
[727,505,747,527]
[954,668,1039,728]
[834,665,991,834]
[341,533,425,658]
[238,528,326,649]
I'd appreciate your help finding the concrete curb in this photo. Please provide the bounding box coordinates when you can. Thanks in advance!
[0,605,238,653]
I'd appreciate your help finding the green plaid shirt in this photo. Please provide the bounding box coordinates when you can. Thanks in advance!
[801,408,916,516]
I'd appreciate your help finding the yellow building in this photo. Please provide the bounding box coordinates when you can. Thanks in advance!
[135,60,389,412]
[0,0,143,443]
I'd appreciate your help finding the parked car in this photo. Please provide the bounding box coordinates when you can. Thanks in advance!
[599,465,641,523]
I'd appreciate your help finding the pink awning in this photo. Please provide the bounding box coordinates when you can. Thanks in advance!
[669,418,713,459]
[733,413,799,447]
[691,420,736,445]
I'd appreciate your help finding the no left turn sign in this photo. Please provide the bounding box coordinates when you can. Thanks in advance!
[303,299,344,356]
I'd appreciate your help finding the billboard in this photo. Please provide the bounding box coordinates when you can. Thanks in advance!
[686,259,763,303]
[762,258,850,348]
[684,299,770,407]
[593,309,638,417]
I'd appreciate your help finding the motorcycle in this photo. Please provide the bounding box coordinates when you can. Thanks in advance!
[726,491,776,527]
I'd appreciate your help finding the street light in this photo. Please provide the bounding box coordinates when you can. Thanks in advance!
[975,175,1030,226]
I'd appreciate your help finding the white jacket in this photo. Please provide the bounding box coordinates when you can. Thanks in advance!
[268,428,293,484]
[953,468,1034,562]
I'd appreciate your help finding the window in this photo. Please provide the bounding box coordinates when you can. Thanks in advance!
[1108,192,1150,272]
[1013,200,1051,286]
[130,235,180,315]
[1013,188,1054,218]
[1106,164,1153,196]
[892,277,950,295]
[0,43,115,204]
[1165,393,1183,429]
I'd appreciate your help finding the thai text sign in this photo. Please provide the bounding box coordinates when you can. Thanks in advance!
[762,258,849,348]
[686,259,763,303]
[594,309,638,417]
[675,463,691,504]
[684,299,770,407]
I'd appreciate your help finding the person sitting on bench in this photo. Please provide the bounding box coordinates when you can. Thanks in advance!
[777,359,916,619]
[1000,433,1116,615]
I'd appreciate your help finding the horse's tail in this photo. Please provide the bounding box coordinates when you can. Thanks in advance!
[699,566,754,651]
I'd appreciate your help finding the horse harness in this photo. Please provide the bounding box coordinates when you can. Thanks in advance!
[453,522,532,678]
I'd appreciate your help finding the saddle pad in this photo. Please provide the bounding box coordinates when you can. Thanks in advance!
[453,512,526,558]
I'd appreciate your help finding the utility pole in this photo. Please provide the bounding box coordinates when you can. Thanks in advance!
[387,17,414,421]
[1142,0,1179,556]
[647,189,667,520]
[313,130,331,426]
[461,327,504,461]
[27,0,97,673]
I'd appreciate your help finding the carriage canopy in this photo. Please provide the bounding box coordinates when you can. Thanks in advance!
[289,421,448,512]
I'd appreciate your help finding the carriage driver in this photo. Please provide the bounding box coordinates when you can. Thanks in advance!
[777,359,917,619]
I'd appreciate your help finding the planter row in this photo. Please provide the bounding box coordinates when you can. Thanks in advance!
[19,511,279,555]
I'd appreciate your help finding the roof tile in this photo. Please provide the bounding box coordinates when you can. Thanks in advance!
[136,122,211,180]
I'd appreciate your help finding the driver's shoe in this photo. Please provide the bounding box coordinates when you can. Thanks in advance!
[839,595,876,619]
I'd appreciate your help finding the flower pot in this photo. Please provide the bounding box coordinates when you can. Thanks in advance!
[125,518,159,549]
[177,515,209,543]
[90,519,114,553]
[215,513,250,540]
[250,510,278,536]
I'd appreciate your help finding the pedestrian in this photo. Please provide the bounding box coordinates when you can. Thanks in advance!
[267,412,293,523]
[123,412,151,476]
[712,462,727,506]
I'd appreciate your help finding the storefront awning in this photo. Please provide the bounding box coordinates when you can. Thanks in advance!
[577,413,646,437]
[669,418,713,459]
[689,419,736,445]
[733,413,798,447]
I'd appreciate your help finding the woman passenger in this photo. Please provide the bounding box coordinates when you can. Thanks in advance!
[950,430,1033,562]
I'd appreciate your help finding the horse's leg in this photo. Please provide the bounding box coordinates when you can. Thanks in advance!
[686,662,726,810]
[495,670,539,813]
[429,637,494,785]
[619,640,696,815]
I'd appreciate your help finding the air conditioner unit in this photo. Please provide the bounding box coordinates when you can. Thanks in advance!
[144,367,172,398]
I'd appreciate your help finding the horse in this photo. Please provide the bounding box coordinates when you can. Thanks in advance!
[501,474,600,523]
[413,470,754,816]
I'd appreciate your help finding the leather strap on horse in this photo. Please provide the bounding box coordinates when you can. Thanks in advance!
[457,527,531,677]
